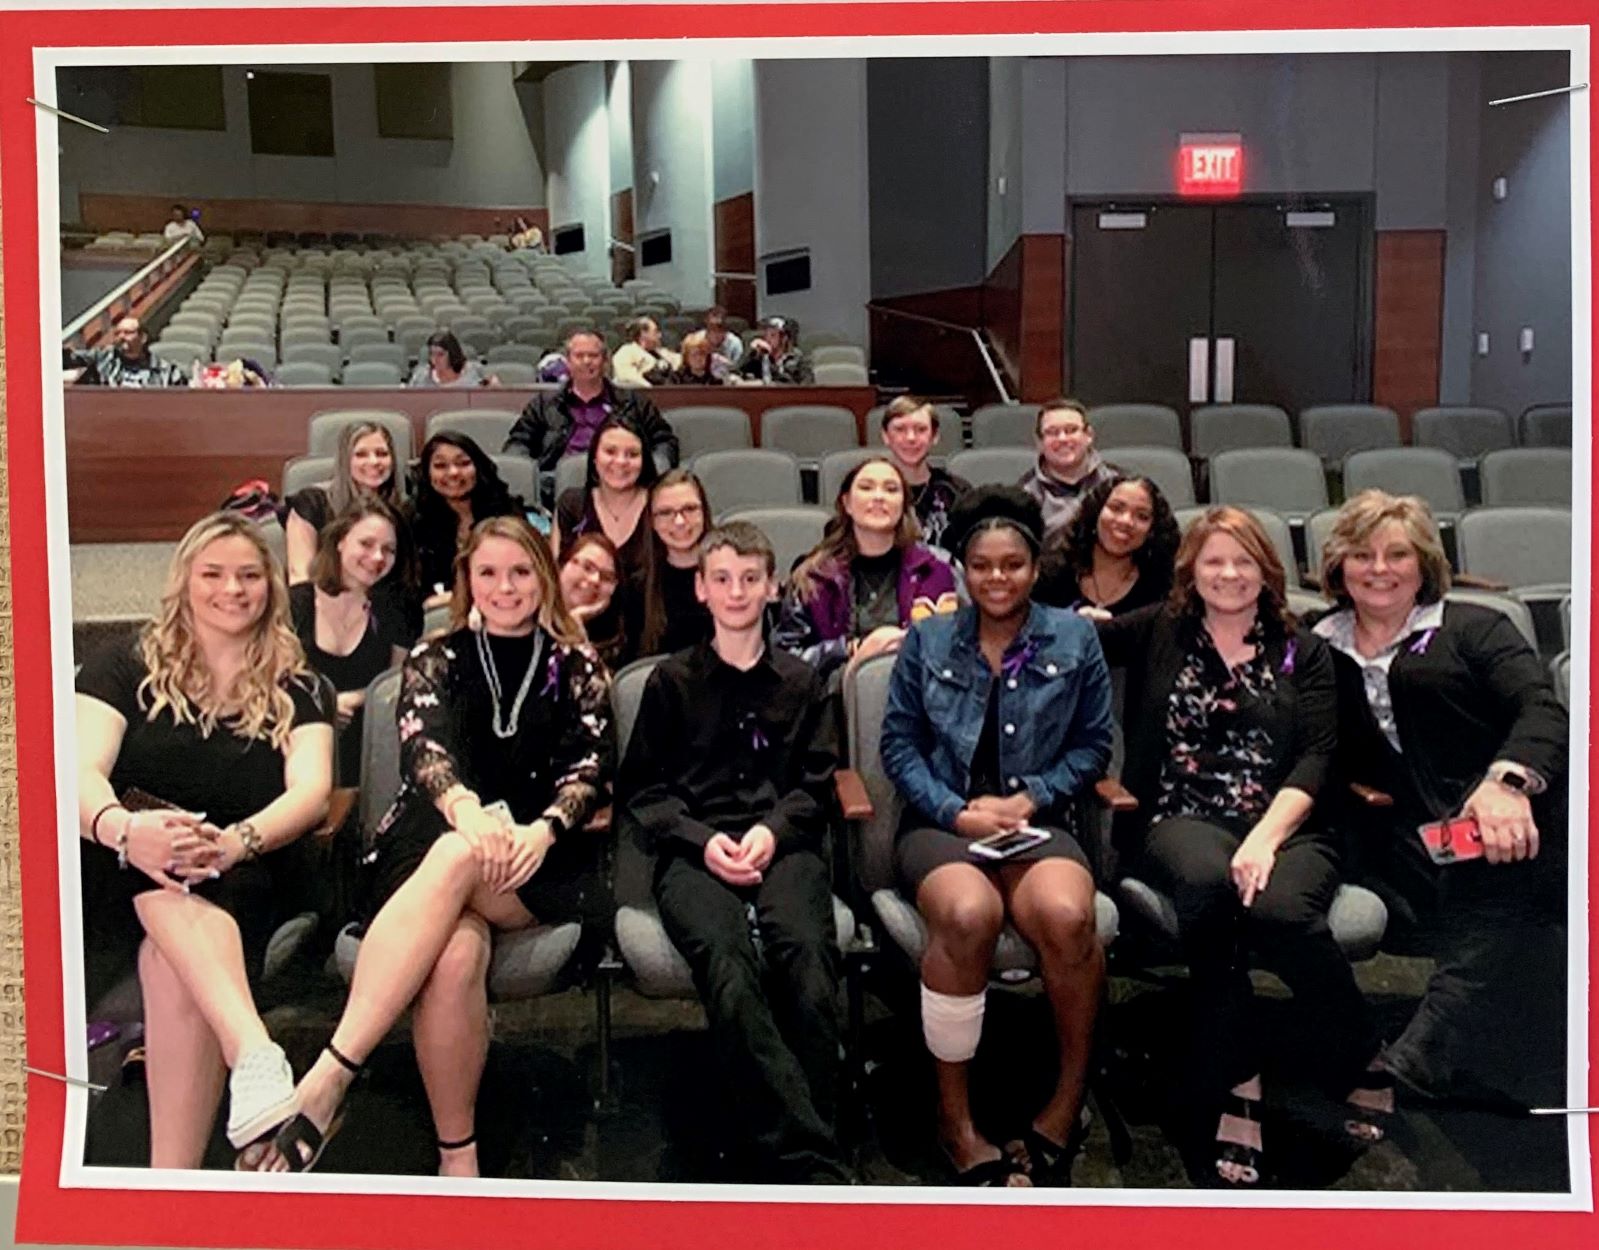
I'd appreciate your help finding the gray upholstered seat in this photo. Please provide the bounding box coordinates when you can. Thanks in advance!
[1190,404,1293,456]
[1100,446,1196,507]
[1088,404,1184,451]
[332,668,583,1000]
[1298,404,1401,464]
[695,449,803,513]
[307,408,413,458]
[719,506,830,577]
[1208,447,1329,521]
[1342,448,1466,519]
[1478,448,1572,507]
[947,447,1034,490]
[1519,404,1571,448]
[1116,877,1388,963]
[663,406,754,460]
[425,408,519,451]
[969,403,1041,448]
[761,405,861,460]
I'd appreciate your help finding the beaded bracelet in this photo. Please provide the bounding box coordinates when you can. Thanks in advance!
[233,821,264,862]
[90,802,125,848]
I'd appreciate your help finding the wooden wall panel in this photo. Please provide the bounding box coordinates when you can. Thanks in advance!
[1373,229,1445,438]
[64,385,876,542]
[610,188,634,286]
[80,193,548,242]
[868,286,992,400]
[981,233,1066,403]
[713,192,756,323]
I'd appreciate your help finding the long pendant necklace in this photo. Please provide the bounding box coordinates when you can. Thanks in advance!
[476,628,544,739]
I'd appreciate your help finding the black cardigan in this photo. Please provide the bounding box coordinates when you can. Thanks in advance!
[1096,603,1338,855]
[1314,601,1567,834]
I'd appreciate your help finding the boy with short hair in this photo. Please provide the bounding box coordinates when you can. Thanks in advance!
[880,396,972,551]
[619,522,850,1183]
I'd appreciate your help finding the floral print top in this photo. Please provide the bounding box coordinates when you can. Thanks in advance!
[1156,618,1279,830]
[372,626,612,851]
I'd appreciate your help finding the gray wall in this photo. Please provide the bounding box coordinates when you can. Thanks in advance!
[630,60,715,307]
[711,59,756,203]
[58,62,544,219]
[986,57,1024,270]
[607,62,633,195]
[542,62,611,278]
[867,58,988,299]
[1441,54,1484,403]
[754,59,871,343]
[1470,50,1574,414]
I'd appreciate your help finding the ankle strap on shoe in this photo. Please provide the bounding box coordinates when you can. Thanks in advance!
[437,1134,476,1151]
[326,1042,362,1075]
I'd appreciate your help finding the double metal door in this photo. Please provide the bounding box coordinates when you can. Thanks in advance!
[1069,199,1372,415]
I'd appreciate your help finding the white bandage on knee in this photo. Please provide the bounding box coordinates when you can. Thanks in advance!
[921,983,985,1063]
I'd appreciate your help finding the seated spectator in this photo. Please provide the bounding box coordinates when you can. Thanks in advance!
[703,305,743,370]
[68,317,189,388]
[636,469,715,658]
[1018,400,1116,543]
[163,204,204,246]
[611,317,681,387]
[288,500,414,786]
[659,331,724,386]
[1314,490,1568,1107]
[736,316,813,385]
[285,420,408,585]
[1035,474,1180,617]
[620,521,852,1183]
[553,416,659,595]
[558,532,626,668]
[503,329,679,479]
[245,517,610,1175]
[879,488,1113,1186]
[509,216,544,252]
[773,457,957,679]
[409,432,525,606]
[879,396,971,551]
[1095,506,1380,1187]
[408,331,490,389]
[76,512,334,1167]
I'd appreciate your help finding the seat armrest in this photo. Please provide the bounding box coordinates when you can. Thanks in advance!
[315,787,358,839]
[1452,572,1510,593]
[1348,782,1394,807]
[835,770,874,821]
[1094,777,1139,812]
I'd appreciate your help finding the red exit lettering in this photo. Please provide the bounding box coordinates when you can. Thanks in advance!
[1177,139,1244,198]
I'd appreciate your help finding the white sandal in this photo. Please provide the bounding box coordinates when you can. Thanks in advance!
[225,1043,297,1149]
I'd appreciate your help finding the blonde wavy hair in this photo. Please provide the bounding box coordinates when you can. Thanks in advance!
[448,515,586,648]
[138,512,310,751]
[1319,489,1452,607]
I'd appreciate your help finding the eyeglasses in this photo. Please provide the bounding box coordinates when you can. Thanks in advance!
[569,556,619,586]
[652,503,705,522]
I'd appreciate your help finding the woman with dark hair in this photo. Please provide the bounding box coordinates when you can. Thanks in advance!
[289,499,414,785]
[552,415,660,586]
[635,469,714,658]
[1035,474,1180,617]
[1095,506,1380,1187]
[408,330,488,389]
[879,487,1113,1186]
[247,516,610,1177]
[558,532,626,667]
[773,456,958,678]
[409,432,524,606]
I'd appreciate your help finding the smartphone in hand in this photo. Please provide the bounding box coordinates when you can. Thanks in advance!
[1418,816,1484,865]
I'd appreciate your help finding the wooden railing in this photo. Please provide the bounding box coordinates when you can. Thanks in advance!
[61,240,198,351]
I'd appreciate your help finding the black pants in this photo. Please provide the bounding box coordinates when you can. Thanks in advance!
[655,849,848,1182]
[1142,817,1377,1098]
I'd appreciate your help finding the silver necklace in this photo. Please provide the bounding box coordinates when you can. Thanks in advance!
[476,627,544,740]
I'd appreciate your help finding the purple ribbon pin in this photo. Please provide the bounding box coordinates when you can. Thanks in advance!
[751,724,769,752]
[1408,628,1436,656]
[542,650,561,695]
[1281,639,1297,674]
[1001,638,1040,680]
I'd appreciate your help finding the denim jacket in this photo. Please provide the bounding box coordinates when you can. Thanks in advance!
[880,603,1115,830]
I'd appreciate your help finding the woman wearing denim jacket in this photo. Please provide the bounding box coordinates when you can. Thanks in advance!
[773,457,958,679]
[880,488,1114,1187]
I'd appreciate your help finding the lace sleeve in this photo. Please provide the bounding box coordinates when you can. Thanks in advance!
[396,639,464,802]
[543,642,613,833]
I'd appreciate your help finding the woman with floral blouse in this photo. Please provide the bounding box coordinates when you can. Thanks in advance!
[245,516,611,1178]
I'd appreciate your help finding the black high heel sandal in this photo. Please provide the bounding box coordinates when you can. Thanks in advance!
[1007,1107,1091,1187]
[1344,1068,1398,1144]
[268,1043,363,1174]
[1214,1091,1264,1187]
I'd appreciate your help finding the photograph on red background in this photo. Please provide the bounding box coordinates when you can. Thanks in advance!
[4,4,1593,1249]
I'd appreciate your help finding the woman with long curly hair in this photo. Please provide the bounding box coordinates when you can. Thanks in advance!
[247,516,611,1177]
[773,456,957,678]
[76,512,334,1168]
[1035,473,1180,617]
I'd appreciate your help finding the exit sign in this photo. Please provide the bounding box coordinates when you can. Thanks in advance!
[1178,133,1244,197]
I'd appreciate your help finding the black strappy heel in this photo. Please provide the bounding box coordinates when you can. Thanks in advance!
[1214,1090,1264,1187]
[1344,1067,1398,1144]
[268,1043,362,1174]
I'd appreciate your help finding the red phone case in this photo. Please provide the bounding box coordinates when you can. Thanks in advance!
[1418,816,1485,864]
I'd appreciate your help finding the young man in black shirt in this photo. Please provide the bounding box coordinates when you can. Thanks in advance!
[619,521,850,1184]
[880,396,972,552]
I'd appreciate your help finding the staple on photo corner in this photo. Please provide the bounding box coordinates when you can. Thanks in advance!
[25,97,109,134]
[23,1065,106,1094]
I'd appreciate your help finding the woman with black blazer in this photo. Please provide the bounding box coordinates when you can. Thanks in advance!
[1313,490,1567,1109]
[1097,506,1379,1188]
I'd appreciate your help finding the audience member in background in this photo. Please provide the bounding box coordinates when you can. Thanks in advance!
[163,204,204,246]
[703,305,743,370]
[553,414,660,591]
[76,513,333,1168]
[879,397,972,552]
[1095,507,1379,1188]
[774,457,957,679]
[289,500,414,786]
[408,331,489,389]
[879,488,1113,1187]
[1035,474,1180,617]
[1314,490,1568,1110]
[736,316,813,385]
[69,317,189,388]
[611,317,681,387]
[504,329,679,482]
[509,216,544,252]
[410,432,525,607]
[660,331,724,386]
[1018,400,1116,543]
[558,532,626,668]
[635,469,715,659]
[248,517,610,1176]
[621,522,852,1184]
[285,420,408,586]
